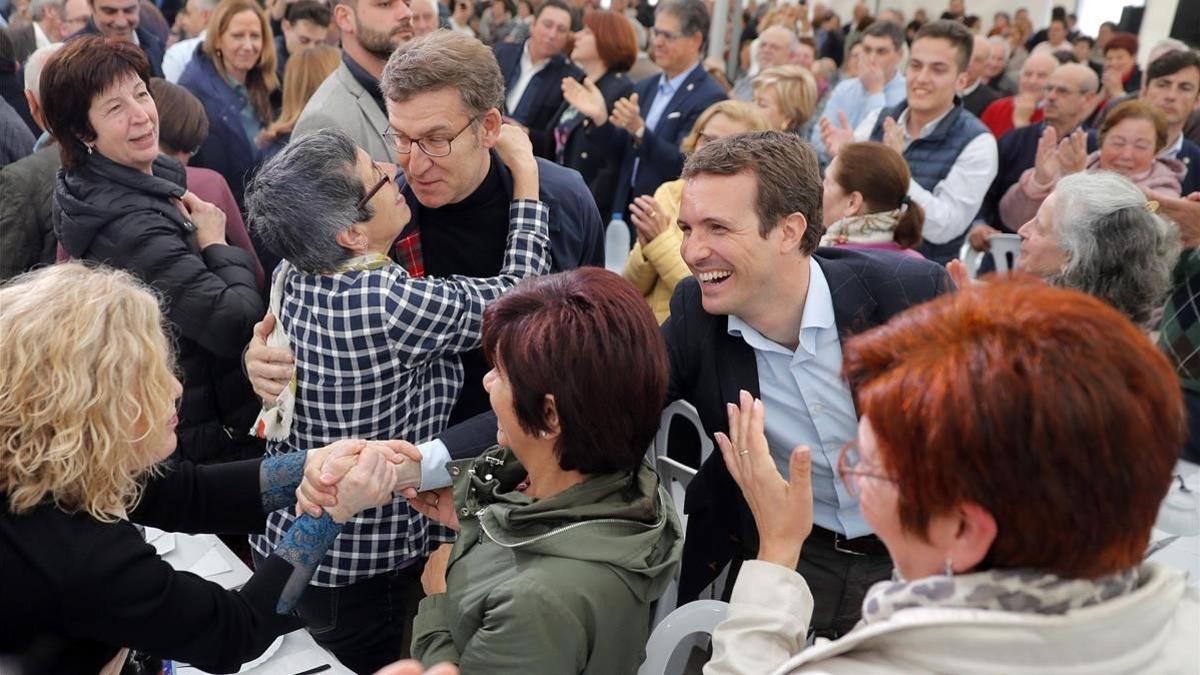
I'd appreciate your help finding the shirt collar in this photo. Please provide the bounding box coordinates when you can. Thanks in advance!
[959,79,981,97]
[522,40,548,69]
[726,258,835,357]
[896,105,954,142]
[661,61,699,96]
[33,21,50,48]
[1160,132,1184,160]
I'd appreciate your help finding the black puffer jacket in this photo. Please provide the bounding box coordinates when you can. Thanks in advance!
[55,153,265,463]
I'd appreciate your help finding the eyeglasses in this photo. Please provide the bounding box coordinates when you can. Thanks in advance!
[651,27,689,41]
[355,163,392,211]
[1042,84,1090,96]
[837,441,898,498]
[381,116,479,157]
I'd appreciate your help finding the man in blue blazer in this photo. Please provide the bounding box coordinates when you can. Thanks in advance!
[590,0,725,219]
[493,0,578,159]
[389,132,951,640]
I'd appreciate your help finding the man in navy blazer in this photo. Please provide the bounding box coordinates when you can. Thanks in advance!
[590,0,725,219]
[493,0,579,159]
[71,0,164,77]
[392,132,951,639]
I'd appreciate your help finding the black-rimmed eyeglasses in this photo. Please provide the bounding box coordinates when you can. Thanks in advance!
[356,164,392,211]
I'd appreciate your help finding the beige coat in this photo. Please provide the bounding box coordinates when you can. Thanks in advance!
[706,560,1199,675]
[293,62,393,163]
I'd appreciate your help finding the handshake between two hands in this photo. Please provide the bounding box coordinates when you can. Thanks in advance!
[296,439,428,524]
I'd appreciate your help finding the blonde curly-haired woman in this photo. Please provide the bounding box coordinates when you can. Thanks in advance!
[0,264,404,674]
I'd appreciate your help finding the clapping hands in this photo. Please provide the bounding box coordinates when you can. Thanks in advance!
[819,111,855,158]
[1032,126,1087,188]
[611,93,644,135]
[561,76,608,126]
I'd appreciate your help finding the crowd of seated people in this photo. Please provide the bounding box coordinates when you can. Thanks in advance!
[1,0,1198,673]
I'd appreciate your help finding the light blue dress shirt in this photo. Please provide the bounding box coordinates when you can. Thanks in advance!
[809,71,906,163]
[631,61,700,187]
[726,258,869,538]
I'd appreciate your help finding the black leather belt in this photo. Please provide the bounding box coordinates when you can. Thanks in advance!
[808,526,890,557]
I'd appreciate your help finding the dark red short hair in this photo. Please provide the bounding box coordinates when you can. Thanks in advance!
[1105,32,1138,57]
[482,269,668,474]
[584,10,638,73]
[39,36,151,171]
[843,276,1182,579]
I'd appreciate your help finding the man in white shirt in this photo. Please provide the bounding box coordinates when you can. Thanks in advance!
[160,0,214,82]
[823,19,998,263]
[8,0,64,63]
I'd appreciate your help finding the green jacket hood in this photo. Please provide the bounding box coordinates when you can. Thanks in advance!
[449,446,683,604]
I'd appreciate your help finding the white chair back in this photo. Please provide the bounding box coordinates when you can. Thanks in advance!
[638,600,730,675]
[649,400,715,468]
[958,233,1022,278]
[652,456,698,628]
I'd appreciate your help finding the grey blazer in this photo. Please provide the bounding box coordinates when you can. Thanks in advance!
[292,62,392,162]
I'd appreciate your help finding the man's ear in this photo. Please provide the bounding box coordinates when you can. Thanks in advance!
[777,212,808,254]
[333,3,356,35]
[954,70,970,92]
[477,108,503,149]
[335,226,369,253]
[25,91,46,132]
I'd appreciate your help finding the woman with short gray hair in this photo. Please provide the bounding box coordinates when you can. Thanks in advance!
[1016,171,1180,329]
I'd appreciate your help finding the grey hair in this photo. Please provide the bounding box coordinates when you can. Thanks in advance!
[1049,172,1180,328]
[656,0,709,42]
[245,128,372,274]
[381,30,503,118]
[30,0,63,21]
[24,42,63,96]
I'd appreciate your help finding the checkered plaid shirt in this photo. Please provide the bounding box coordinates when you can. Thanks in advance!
[250,199,551,586]
[1160,248,1200,394]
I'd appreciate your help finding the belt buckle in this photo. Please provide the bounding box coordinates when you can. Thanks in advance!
[832,532,866,557]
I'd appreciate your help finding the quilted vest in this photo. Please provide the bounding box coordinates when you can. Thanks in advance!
[869,99,989,262]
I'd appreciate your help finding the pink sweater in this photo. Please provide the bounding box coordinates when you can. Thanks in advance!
[998,152,1185,230]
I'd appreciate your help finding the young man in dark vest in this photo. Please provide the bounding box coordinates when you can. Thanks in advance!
[822,20,997,264]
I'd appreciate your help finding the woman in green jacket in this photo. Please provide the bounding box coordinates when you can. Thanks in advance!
[409,267,684,674]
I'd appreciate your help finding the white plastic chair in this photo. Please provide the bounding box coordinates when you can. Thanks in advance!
[958,233,1022,279]
[638,600,730,675]
[649,400,715,468]
[652,456,698,627]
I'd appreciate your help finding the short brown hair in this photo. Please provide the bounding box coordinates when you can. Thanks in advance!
[203,0,278,124]
[914,19,974,72]
[1100,99,1168,153]
[149,78,208,156]
[843,276,1182,579]
[482,269,668,474]
[679,100,770,154]
[831,142,924,249]
[682,131,824,253]
[40,36,150,170]
[584,10,637,73]
[381,30,504,118]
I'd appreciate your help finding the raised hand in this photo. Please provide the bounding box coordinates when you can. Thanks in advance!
[714,390,814,570]
[881,116,904,155]
[859,59,885,94]
[1012,92,1039,128]
[629,194,670,247]
[1031,124,1061,187]
[1055,127,1088,176]
[493,123,539,200]
[946,258,971,289]
[819,111,855,158]
[561,76,608,126]
[610,93,644,135]
[178,191,226,249]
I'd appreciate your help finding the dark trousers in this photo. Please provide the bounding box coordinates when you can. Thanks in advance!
[795,529,893,639]
[256,555,426,675]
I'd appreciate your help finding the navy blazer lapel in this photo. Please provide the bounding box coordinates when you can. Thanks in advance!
[659,67,708,123]
[713,315,761,404]
[638,73,663,115]
[816,253,879,341]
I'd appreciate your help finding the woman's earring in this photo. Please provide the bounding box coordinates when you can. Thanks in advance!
[85,143,93,155]
[943,556,954,577]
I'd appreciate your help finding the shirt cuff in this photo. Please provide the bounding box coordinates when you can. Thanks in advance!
[419,439,453,491]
